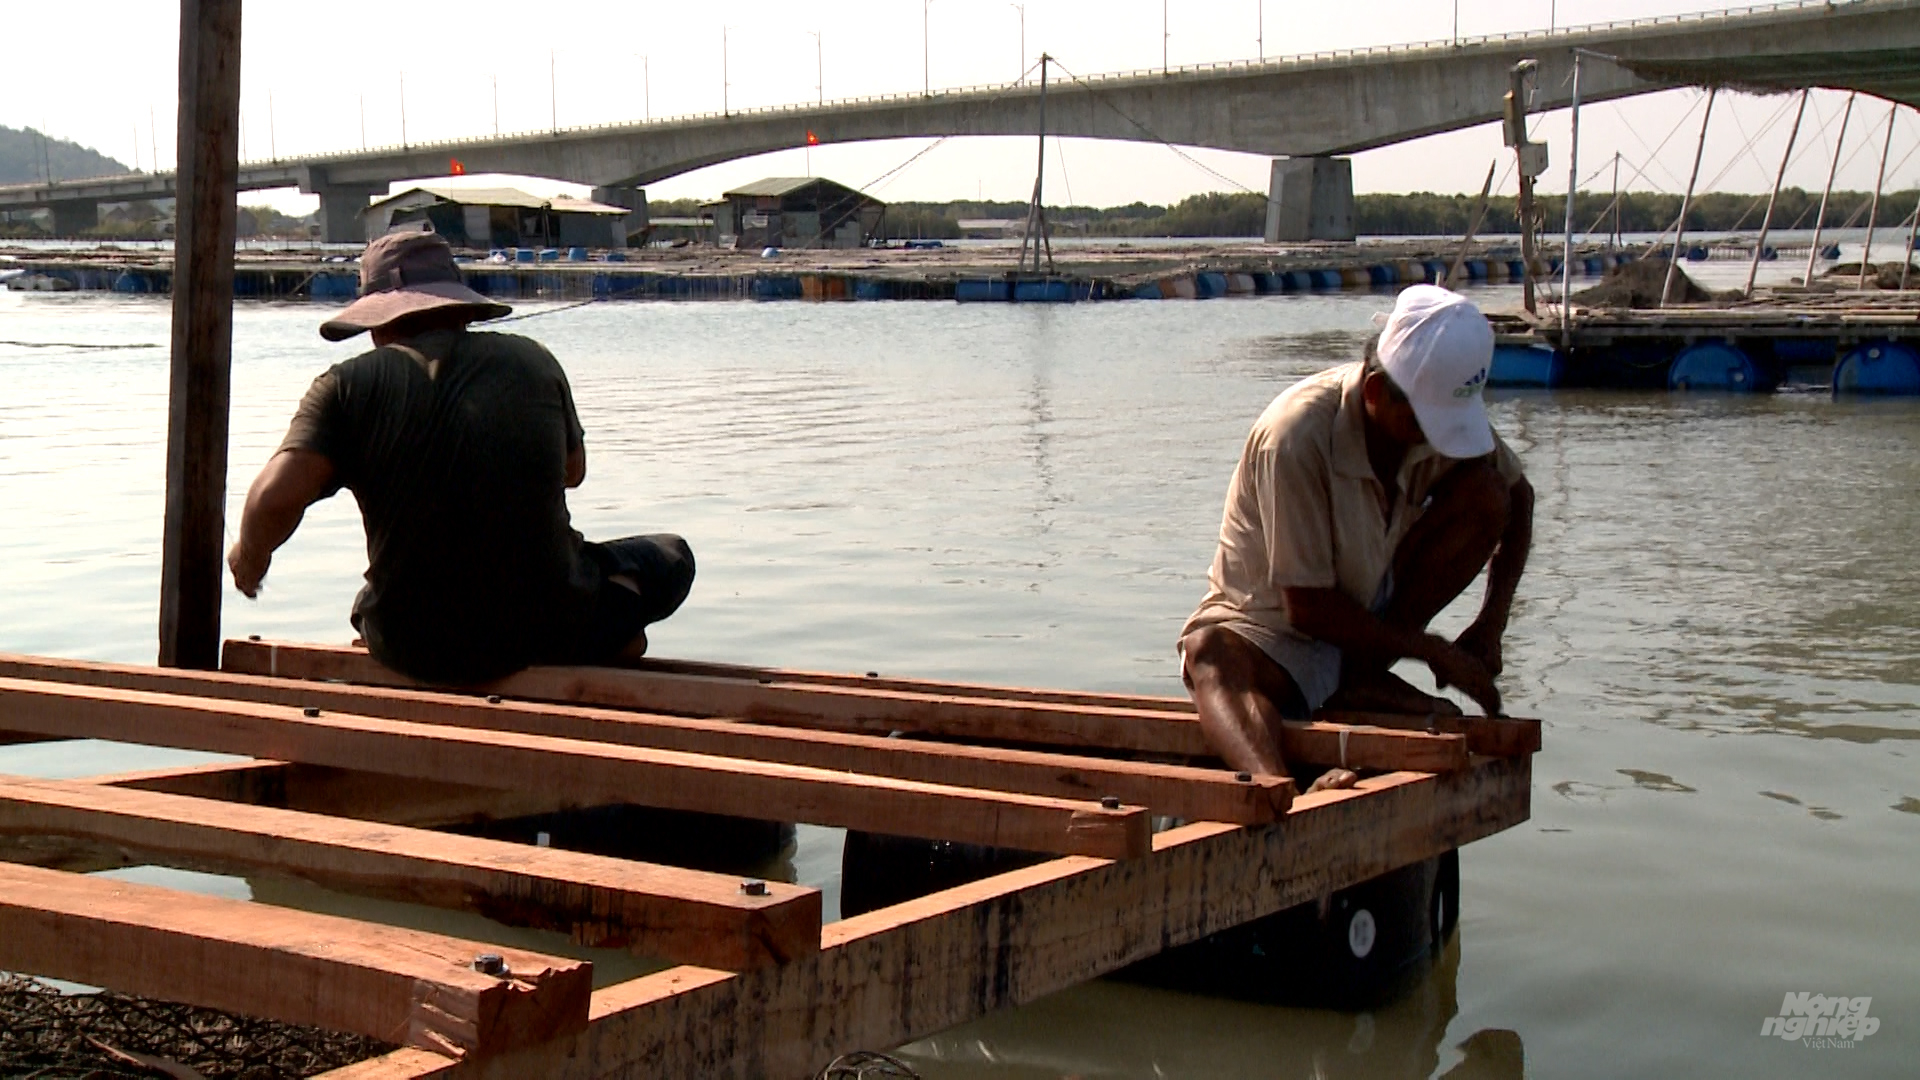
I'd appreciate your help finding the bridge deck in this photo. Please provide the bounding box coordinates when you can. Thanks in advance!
[0,641,1535,1079]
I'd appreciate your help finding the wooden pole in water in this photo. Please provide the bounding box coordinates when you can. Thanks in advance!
[1661,87,1715,309]
[1902,198,1919,291]
[1858,102,1898,289]
[158,0,242,670]
[1747,88,1808,298]
[1805,91,1856,288]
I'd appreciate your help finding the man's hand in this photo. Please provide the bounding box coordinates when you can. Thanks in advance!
[1455,620,1504,678]
[1422,634,1501,716]
[228,539,270,598]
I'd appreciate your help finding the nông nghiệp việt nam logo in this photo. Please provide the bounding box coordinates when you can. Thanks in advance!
[1761,993,1879,1047]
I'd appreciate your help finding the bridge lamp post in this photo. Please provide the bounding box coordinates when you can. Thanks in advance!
[1009,3,1025,83]
[923,0,934,96]
[808,30,823,105]
[723,27,730,116]
[1163,0,1169,75]
[1257,0,1263,61]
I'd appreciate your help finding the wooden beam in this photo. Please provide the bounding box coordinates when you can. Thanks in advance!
[318,757,1532,1080]
[0,861,591,1058]
[158,0,242,670]
[0,775,820,971]
[1327,710,1543,758]
[0,653,1290,823]
[0,679,1148,859]
[215,641,1473,773]
[81,759,577,828]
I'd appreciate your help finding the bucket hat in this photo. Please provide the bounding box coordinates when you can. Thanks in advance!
[319,229,511,342]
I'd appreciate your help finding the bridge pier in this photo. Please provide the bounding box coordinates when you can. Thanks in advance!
[1264,157,1353,243]
[50,199,100,238]
[315,183,385,245]
[590,187,646,248]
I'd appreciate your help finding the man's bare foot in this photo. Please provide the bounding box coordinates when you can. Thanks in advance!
[1304,768,1359,794]
[614,628,649,664]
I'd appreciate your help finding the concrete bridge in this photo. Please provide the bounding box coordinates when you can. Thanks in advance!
[6,0,1917,243]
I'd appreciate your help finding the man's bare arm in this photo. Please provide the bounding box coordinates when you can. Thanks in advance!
[1281,586,1502,715]
[1457,476,1533,675]
[228,449,336,598]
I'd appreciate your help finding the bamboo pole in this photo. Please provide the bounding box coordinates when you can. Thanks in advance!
[1444,160,1498,290]
[158,0,243,669]
[1859,102,1899,289]
[1805,91,1857,288]
[1560,50,1583,336]
[1661,88,1716,309]
[1747,89,1809,297]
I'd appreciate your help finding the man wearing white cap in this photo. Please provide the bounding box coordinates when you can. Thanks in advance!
[1179,285,1533,792]
[227,230,694,685]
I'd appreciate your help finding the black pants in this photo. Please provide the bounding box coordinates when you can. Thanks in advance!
[568,533,696,662]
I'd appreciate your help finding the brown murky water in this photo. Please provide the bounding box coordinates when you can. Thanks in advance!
[2,280,1913,1077]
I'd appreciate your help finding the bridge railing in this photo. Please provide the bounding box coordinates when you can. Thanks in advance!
[0,0,1863,189]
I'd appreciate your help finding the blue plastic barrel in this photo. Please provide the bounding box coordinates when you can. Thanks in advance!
[1759,246,1777,262]
[1194,271,1229,298]
[957,278,1012,302]
[1422,259,1449,282]
[1367,264,1397,286]
[514,248,535,264]
[1462,259,1488,280]
[1833,340,1920,395]
[1280,270,1313,292]
[1581,256,1603,275]
[1669,341,1758,391]
[567,247,589,261]
[1014,278,1074,302]
[1506,259,1527,280]
[1252,271,1285,294]
[1490,343,1563,388]
[1309,268,1343,290]
[1685,245,1710,262]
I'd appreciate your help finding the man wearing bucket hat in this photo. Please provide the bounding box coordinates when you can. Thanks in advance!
[1179,285,1533,792]
[228,229,694,685]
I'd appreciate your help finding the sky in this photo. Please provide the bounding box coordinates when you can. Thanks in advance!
[5,0,1918,214]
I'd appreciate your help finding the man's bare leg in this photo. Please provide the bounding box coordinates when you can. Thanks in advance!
[1183,626,1356,798]
[1334,460,1510,713]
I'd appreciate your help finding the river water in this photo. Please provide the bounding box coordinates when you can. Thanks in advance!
[1,276,1914,1078]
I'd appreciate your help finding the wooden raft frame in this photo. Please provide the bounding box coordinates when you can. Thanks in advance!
[0,640,1538,1077]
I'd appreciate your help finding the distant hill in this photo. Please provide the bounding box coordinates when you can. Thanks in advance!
[0,126,131,185]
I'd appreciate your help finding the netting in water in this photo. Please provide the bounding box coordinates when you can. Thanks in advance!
[0,972,394,1079]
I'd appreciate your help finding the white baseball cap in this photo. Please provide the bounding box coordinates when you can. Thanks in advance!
[1373,285,1496,459]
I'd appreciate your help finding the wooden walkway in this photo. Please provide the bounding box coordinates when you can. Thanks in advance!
[0,640,1536,1078]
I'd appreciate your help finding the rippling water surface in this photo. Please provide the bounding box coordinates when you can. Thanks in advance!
[1,281,1915,1077]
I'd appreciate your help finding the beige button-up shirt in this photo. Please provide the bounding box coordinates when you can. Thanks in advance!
[1181,361,1524,709]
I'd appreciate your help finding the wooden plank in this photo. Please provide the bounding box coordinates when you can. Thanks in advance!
[214,641,1472,773]
[82,759,578,828]
[0,652,1289,823]
[1327,710,1543,758]
[319,757,1532,1080]
[0,860,590,1058]
[0,776,820,971]
[0,654,1288,823]
[0,679,1148,859]
[158,0,242,670]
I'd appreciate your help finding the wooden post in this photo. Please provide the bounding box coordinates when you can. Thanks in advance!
[1859,102,1898,289]
[158,0,243,669]
[1660,87,1715,309]
[1746,89,1808,298]
[1443,160,1498,290]
[1805,91,1856,289]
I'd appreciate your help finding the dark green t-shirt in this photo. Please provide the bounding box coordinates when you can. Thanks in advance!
[280,327,600,684]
